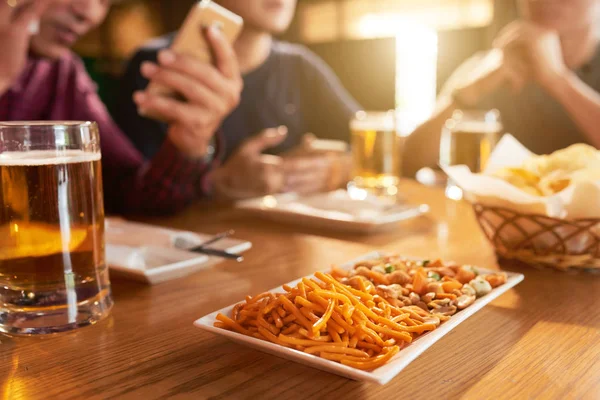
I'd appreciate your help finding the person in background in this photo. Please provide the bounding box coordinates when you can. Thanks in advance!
[404,0,600,177]
[117,0,360,199]
[0,0,241,215]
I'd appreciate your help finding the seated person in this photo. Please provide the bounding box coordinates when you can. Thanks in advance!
[116,0,360,199]
[0,0,241,215]
[404,0,600,177]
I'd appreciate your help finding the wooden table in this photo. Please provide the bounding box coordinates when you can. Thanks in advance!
[2,181,599,399]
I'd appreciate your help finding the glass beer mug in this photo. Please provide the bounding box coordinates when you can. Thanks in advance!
[439,110,503,199]
[0,121,113,335]
[348,110,403,199]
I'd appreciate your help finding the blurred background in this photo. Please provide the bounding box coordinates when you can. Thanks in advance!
[76,0,518,119]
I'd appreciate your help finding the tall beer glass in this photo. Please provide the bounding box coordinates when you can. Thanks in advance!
[0,121,112,335]
[349,111,403,198]
[439,110,502,199]
[440,109,502,173]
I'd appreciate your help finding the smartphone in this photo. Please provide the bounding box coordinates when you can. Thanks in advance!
[144,0,243,118]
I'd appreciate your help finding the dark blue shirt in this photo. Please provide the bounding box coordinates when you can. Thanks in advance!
[116,36,360,160]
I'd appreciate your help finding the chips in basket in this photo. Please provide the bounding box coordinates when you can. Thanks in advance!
[443,137,600,271]
[492,144,600,196]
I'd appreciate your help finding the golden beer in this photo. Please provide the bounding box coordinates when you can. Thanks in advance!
[440,110,502,173]
[350,111,403,197]
[0,122,112,335]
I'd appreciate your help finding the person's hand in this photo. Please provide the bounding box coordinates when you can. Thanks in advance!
[133,25,243,158]
[453,44,532,107]
[494,21,567,91]
[0,0,51,95]
[451,21,556,107]
[282,134,352,194]
[212,126,288,199]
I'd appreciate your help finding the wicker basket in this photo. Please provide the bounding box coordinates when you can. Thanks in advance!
[472,203,600,272]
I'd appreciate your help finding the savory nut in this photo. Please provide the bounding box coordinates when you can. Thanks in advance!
[409,292,420,305]
[372,265,386,275]
[461,284,477,297]
[421,292,436,303]
[388,270,411,285]
[426,259,443,268]
[415,301,429,312]
[428,298,451,309]
[434,267,456,277]
[485,273,507,288]
[355,266,371,276]
[431,305,457,316]
[456,266,477,284]
[469,277,492,297]
[376,284,402,299]
[426,282,444,294]
[347,276,364,290]
[457,294,476,309]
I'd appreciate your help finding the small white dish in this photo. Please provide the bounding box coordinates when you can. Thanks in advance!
[105,218,252,284]
[237,190,429,234]
[194,251,524,384]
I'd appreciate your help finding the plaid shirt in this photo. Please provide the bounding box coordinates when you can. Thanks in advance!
[0,53,218,215]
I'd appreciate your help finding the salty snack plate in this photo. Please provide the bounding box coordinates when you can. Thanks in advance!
[194,252,523,384]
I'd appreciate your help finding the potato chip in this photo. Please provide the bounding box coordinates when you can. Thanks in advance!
[523,144,600,176]
[491,144,600,197]
[493,167,542,196]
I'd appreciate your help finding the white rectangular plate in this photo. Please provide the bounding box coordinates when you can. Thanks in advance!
[237,190,429,234]
[194,251,524,384]
[106,218,252,285]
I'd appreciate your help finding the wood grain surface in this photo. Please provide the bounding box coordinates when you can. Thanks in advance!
[1,181,599,400]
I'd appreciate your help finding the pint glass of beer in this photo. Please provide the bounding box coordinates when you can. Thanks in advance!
[0,122,112,335]
[440,109,502,172]
[439,110,502,199]
[349,111,403,198]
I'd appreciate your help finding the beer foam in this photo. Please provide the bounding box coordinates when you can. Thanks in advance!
[0,150,101,166]
[350,118,395,132]
[455,120,503,134]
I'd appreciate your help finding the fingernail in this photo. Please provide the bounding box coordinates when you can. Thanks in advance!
[158,50,176,65]
[140,62,158,77]
[265,129,279,138]
[209,23,223,36]
[28,20,40,35]
[277,126,288,135]
[133,91,147,104]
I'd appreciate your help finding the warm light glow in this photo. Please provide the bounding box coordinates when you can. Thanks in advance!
[446,185,464,201]
[298,0,494,43]
[262,196,278,209]
[395,21,438,136]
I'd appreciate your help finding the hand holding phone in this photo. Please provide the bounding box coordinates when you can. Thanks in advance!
[146,0,243,102]
[133,1,244,159]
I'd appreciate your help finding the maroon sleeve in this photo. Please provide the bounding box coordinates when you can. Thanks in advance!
[60,55,217,215]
